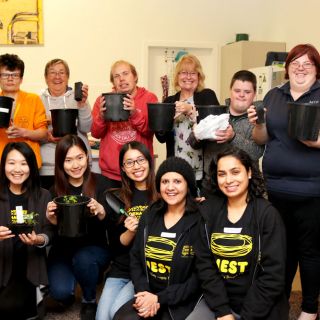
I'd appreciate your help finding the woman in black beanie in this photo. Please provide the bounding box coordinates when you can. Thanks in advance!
[114,156,201,320]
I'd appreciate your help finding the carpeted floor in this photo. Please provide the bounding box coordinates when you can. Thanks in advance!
[45,291,305,320]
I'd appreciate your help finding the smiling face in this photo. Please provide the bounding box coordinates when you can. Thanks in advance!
[45,62,69,97]
[111,62,137,95]
[160,172,187,209]
[5,149,30,193]
[217,155,251,202]
[177,62,199,95]
[122,148,149,190]
[288,54,317,91]
[230,80,256,115]
[63,145,88,186]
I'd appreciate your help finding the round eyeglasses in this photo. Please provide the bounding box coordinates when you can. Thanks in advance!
[123,157,146,168]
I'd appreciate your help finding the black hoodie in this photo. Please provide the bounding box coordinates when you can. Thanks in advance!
[130,200,202,320]
[196,195,288,320]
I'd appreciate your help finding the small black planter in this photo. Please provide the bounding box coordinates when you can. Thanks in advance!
[50,109,78,137]
[102,93,129,121]
[8,223,33,235]
[288,102,320,141]
[54,195,91,237]
[196,105,228,123]
[147,103,175,131]
[0,96,14,128]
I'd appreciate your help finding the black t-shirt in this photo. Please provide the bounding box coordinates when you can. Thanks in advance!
[210,202,254,313]
[108,188,149,278]
[145,214,185,293]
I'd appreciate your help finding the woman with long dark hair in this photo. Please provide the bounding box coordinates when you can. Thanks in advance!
[114,157,202,320]
[0,142,54,319]
[187,147,288,320]
[46,134,110,320]
[96,141,158,320]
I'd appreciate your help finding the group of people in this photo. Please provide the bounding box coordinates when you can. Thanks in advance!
[0,42,318,320]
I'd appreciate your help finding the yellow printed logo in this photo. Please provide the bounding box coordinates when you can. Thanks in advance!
[181,245,194,257]
[127,205,148,220]
[145,236,176,261]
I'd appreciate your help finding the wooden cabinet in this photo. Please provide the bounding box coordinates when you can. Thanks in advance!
[220,41,286,102]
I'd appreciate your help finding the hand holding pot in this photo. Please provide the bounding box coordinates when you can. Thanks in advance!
[46,201,58,225]
[215,124,235,144]
[98,95,107,120]
[123,94,136,114]
[19,231,45,246]
[299,133,320,148]
[87,198,106,220]
[48,130,61,143]
[77,84,89,108]
[6,125,27,139]
[0,226,14,241]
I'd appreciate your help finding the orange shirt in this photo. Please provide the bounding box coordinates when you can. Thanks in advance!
[0,90,47,167]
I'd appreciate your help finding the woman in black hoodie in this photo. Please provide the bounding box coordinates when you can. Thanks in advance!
[187,146,288,320]
[114,157,201,320]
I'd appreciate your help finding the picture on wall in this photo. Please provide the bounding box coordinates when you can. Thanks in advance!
[0,0,43,45]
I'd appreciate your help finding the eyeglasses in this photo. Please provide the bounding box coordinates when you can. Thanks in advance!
[48,70,67,77]
[290,61,314,69]
[179,71,198,78]
[123,157,146,168]
[0,72,21,79]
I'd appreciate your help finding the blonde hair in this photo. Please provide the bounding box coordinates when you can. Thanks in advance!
[174,54,205,92]
[109,60,138,84]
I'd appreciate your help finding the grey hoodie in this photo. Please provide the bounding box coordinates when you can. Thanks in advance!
[39,88,92,176]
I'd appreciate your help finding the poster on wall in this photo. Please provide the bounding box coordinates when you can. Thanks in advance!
[0,0,43,45]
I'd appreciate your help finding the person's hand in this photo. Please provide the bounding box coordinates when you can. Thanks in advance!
[98,95,106,119]
[300,133,320,148]
[19,231,45,246]
[133,291,160,318]
[124,216,139,232]
[174,101,194,117]
[6,125,27,139]
[215,125,235,144]
[247,104,258,125]
[78,84,89,107]
[87,198,106,219]
[46,201,58,225]
[0,226,14,241]
[47,130,61,143]
[195,196,206,203]
[123,94,136,114]
[217,315,236,320]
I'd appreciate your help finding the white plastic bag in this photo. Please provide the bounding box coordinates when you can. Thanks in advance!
[194,113,230,140]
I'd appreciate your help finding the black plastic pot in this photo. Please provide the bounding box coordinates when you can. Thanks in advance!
[147,103,175,131]
[102,93,129,121]
[0,96,14,128]
[50,109,78,137]
[288,102,320,141]
[8,223,33,235]
[196,105,228,123]
[53,195,91,237]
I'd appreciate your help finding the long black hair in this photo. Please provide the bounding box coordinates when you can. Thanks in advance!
[209,146,266,201]
[119,141,158,210]
[54,134,95,197]
[0,142,40,199]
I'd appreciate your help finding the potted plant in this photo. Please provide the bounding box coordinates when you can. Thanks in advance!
[8,210,38,235]
[53,195,91,237]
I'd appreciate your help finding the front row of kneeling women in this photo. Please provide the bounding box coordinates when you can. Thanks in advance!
[0,136,288,320]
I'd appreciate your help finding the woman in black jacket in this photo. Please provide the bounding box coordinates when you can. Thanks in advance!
[187,147,288,320]
[114,157,202,320]
[0,142,54,319]
[155,54,219,187]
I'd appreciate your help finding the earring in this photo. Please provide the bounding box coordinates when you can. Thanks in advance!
[249,176,252,179]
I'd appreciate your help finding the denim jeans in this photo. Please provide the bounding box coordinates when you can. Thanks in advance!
[48,245,110,303]
[95,277,134,320]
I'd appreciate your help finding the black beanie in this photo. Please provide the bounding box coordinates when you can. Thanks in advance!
[156,157,198,197]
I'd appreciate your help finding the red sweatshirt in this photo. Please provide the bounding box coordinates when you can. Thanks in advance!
[91,87,158,180]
